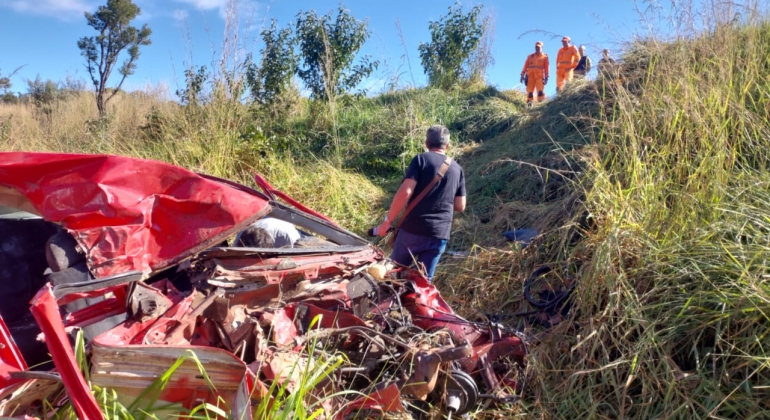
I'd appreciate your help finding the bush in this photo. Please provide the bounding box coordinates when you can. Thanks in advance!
[294,5,378,100]
[418,2,484,89]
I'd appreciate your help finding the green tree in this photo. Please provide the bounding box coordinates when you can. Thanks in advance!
[77,0,151,115]
[0,74,10,97]
[419,2,484,88]
[176,65,209,106]
[0,75,13,103]
[26,76,64,106]
[295,6,378,99]
[247,19,297,106]
[0,66,22,103]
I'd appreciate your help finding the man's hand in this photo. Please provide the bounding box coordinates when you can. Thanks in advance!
[520,75,525,84]
[377,178,415,238]
[544,77,548,85]
[375,220,392,237]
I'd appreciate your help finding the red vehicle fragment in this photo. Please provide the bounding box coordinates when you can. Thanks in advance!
[0,153,269,278]
[30,286,102,420]
[0,152,528,419]
[0,317,27,389]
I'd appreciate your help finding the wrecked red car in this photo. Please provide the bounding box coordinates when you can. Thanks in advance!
[0,152,527,419]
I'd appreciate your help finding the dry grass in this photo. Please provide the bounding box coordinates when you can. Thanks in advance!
[1,89,177,154]
[0,88,383,234]
[449,79,600,251]
[437,3,770,419]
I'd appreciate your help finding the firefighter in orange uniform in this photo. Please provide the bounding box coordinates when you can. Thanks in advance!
[520,41,549,107]
[556,36,581,93]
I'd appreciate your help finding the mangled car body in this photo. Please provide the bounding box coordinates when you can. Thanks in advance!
[0,152,527,419]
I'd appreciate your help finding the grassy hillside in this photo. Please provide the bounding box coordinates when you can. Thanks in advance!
[1,82,527,235]
[3,10,770,419]
[437,16,770,420]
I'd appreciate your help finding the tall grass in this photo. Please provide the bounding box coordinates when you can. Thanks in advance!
[559,14,770,417]
[436,3,770,419]
[0,88,175,154]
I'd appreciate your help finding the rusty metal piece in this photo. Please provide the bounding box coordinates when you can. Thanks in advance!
[342,383,405,418]
[262,351,309,393]
[201,295,231,323]
[478,353,500,395]
[163,289,224,345]
[213,304,256,354]
[401,343,473,400]
[128,282,172,323]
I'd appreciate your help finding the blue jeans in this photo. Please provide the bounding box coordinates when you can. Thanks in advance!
[390,229,448,281]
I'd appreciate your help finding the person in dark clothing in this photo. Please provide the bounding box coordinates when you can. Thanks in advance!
[375,125,466,281]
[574,45,592,78]
[597,48,617,78]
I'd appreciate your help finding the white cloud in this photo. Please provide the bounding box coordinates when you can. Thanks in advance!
[173,0,259,20]
[174,0,228,9]
[2,0,260,23]
[3,0,96,19]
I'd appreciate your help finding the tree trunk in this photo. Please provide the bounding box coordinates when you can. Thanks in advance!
[96,90,105,116]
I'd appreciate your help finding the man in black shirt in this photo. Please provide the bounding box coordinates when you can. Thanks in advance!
[574,45,592,78]
[375,125,466,281]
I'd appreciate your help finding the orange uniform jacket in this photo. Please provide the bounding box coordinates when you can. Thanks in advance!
[556,45,581,69]
[521,52,549,78]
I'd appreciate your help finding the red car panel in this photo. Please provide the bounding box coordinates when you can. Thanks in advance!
[0,153,270,278]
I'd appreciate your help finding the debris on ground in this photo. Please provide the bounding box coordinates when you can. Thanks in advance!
[0,153,529,419]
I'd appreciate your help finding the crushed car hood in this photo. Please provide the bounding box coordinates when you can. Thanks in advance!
[0,152,529,420]
[0,153,269,278]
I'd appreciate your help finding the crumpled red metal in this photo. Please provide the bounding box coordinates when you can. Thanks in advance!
[0,152,529,420]
[0,153,269,278]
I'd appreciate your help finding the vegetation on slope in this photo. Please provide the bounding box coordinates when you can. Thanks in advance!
[0,80,526,235]
[438,11,770,420]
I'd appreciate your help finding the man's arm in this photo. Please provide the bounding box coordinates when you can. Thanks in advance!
[454,169,467,212]
[454,196,466,212]
[375,178,417,237]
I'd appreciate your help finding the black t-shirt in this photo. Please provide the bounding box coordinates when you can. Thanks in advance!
[400,151,466,239]
[575,55,589,71]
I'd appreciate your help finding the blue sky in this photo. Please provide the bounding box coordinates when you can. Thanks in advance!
[0,0,644,98]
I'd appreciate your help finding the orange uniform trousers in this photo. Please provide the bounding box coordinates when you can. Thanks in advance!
[556,67,574,91]
[526,74,546,102]
[556,45,580,92]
